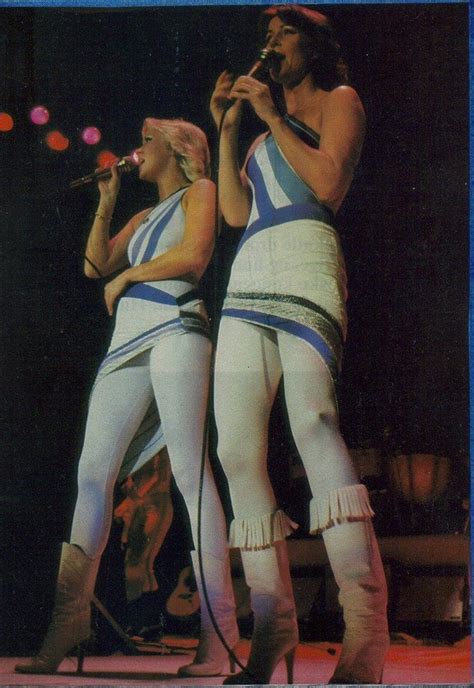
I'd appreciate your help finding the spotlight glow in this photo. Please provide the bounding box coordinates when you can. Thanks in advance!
[81,126,102,145]
[30,106,50,125]
[0,113,14,131]
[46,130,69,152]
[97,150,119,169]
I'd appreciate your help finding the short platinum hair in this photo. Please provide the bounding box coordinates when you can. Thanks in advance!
[143,118,211,181]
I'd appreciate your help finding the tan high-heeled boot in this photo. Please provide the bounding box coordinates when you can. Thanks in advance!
[323,520,389,684]
[224,540,298,685]
[178,550,239,677]
[15,543,100,674]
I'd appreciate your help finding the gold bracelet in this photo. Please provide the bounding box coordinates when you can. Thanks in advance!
[95,212,111,222]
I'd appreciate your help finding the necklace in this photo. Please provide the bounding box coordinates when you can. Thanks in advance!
[141,184,191,225]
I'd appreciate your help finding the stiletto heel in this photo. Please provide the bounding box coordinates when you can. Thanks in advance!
[223,542,298,685]
[76,643,86,675]
[177,552,239,678]
[223,643,297,685]
[285,646,296,683]
[229,649,236,674]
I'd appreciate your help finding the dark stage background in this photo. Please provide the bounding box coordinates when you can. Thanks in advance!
[0,3,469,654]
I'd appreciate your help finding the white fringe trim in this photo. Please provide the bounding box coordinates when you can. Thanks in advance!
[229,509,298,551]
[309,484,375,534]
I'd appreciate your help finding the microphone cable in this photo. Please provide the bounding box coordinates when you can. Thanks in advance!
[193,65,273,681]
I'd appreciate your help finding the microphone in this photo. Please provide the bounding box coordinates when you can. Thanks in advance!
[246,47,274,78]
[224,48,277,111]
[69,156,136,189]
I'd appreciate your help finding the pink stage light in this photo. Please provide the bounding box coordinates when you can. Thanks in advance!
[46,130,69,152]
[0,113,14,131]
[81,126,102,145]
[30,106,50,125]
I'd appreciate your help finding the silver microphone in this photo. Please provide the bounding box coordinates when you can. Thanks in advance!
[225,48,277,110]
[69,157,136,189]
[246,47,274,77]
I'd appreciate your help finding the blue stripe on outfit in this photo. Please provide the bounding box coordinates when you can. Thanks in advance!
[92,185,208,480]
[265,136,312,206]
[246,153,275,220]
[124,283,177,305]
[130,220,155,266]
[237,202,334,252]
[98,317,181,372]
[128,193,183,266]
[140,199,182,264]
[223,115,346,384]
[222,307,334,368]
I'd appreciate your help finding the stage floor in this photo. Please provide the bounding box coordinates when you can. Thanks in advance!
[0,637,471,686]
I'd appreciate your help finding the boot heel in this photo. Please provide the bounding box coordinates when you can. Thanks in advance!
[228,643,240,674]
[229,652,236,674]
[75,643,86,675]
[285,646,296,683]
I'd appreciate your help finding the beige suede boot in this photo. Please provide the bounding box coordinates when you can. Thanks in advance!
[323,520,389,684]
[15,543,100,674]
[224,540,298,685]
[178,550,239,677]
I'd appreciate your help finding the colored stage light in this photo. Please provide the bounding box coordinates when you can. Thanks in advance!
[0,113,14,131]
[97,150,119,169]
[81,126,102,145]
[46,130,69,151]
[30,106,50,125]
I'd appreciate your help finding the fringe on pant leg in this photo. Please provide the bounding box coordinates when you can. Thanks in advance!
[229,510,298,551]
[309,484,375,535]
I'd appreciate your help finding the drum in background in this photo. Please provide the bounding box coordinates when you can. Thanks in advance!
[388,454,451,504]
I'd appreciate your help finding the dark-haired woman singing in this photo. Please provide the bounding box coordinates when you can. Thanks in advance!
[211,5,389,684]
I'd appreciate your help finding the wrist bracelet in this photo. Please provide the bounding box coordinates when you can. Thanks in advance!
[95,212,111,222]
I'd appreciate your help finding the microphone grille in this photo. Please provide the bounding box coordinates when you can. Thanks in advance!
[258,47,272,61]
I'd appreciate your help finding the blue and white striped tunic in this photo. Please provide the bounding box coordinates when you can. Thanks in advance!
[94,186,210,481]
[222,115,347,384]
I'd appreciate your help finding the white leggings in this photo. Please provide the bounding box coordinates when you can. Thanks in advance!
[214,318,358,526]
[70,332,228,560]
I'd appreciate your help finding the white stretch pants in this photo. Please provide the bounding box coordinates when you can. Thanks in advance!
[214,318,359,526]
[70,333,227,560]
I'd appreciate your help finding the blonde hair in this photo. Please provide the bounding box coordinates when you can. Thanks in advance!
[143,118,211,182]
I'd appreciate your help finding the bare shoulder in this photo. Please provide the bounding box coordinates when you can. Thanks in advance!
[187,177,215,197]
[183,178,216,209]
[325,85,365,119]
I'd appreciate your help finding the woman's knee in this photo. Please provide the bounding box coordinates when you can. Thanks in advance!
[217,431,267,483]
[290,404,340,446]
[76,449,115,496]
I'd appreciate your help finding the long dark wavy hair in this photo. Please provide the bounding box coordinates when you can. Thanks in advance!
[262,5,349,90]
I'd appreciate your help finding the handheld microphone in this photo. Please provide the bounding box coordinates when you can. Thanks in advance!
[245,47,274,78]
[225,48,277,110]
[69,156,136,189]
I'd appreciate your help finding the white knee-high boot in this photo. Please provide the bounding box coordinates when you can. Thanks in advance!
[224,540,299,685]
[178,550,239,677]
[15,543,100,675]
[323,520,389,684]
